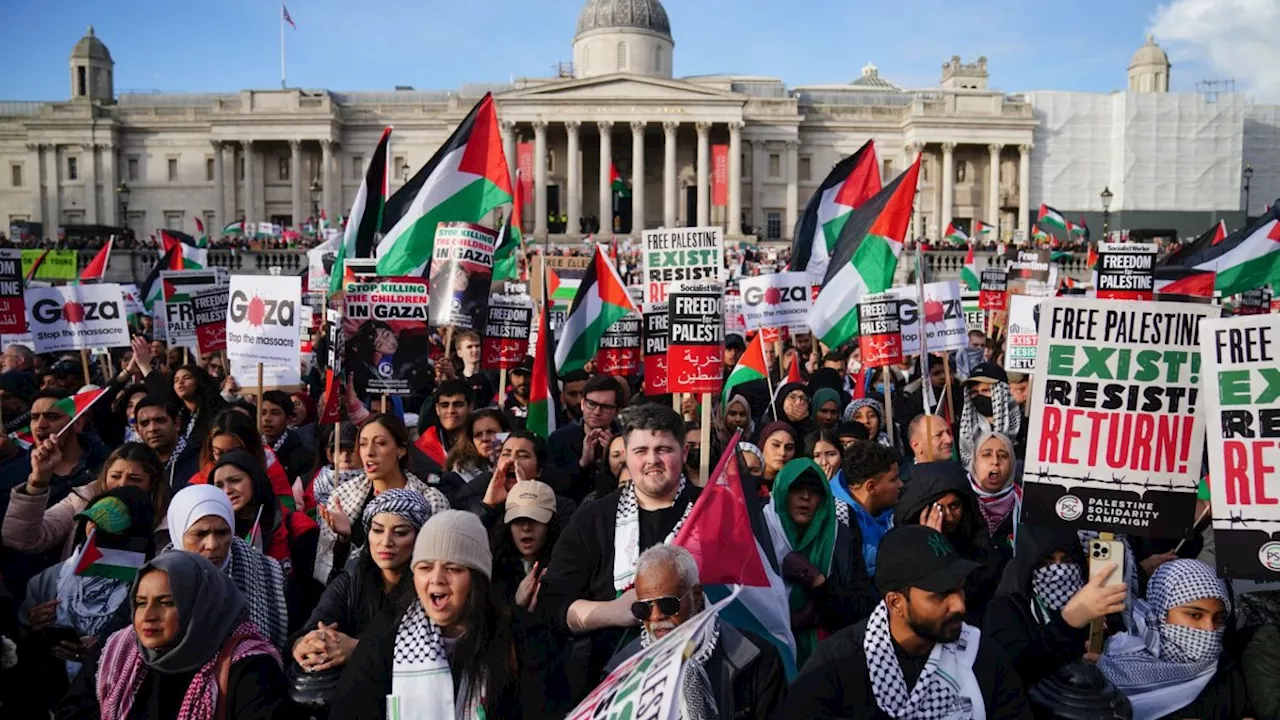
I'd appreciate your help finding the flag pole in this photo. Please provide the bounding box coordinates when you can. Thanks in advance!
[280,4,287,89]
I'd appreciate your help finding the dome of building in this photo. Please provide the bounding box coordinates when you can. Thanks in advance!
[1129,34,1169,71]
[576,0,671,39]
[71,25,112,62]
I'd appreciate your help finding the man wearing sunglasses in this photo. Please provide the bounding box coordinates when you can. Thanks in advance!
[606,545,788,719]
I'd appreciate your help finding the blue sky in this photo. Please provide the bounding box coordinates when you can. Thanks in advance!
[0,0,1237,100]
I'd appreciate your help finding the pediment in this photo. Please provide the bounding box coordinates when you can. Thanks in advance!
[498,74,743,104]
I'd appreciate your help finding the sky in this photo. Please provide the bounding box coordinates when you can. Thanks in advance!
[2,0,1276,101]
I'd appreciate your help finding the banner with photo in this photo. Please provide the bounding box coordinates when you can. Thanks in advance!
[343,278,432,396]
[428,222,495,330]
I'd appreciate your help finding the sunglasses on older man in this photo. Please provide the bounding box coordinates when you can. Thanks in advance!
[630,591,691,621]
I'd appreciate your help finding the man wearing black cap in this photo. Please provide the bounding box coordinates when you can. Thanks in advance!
[957,361,1021,468]
[777,525,1031,719]
[503,357,532,429]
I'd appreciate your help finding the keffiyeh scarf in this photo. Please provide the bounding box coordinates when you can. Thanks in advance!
[863,602,985,720]
[174,409,198,461]
[613,476,694,593]
[1031,563,1084,613]
[642,616,722,720]
[968,475,1020,537]
[958,384,1020,467]
[265,429,289,454]
[55,545,129,677]
[225,537,290,649]
[310,466,363,509]
[1098,559,1229,720]
[388,600,483,720]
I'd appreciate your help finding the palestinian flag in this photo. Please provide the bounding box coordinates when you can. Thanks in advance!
[79,239,113,282]
[73,529,147,582]
[528,264,559,440]
[221,219,245,236]
[317,368,341,424]
[1166,220,1230,265]
[376,93,512,277]
[808,156,921,348]
[546,267,578,305]
[610,162,630,198]
[1155,266,1216,302]
[1037,204,1067,232]
[318,210,330,232]
[1172,205,1280,297]
[722,332,767,405]
[554,245,638,373]
[140,245,179,311]
[24,249,50,282]
[1071,216,1090,243]
[9,426,33,451]
[55,387,108,425]
[944,223,968,245]
[193,218,209,248]
[1086,244,1099,269]
[1032,228,1050,244]
[790,140,881,283]
[158,230,207,270]
[960,244,980,290]
[414,426,448,468]
[331,127,392,296]
[493,169,526,283]
[1210,219,1228,245]
[973,220,994,240]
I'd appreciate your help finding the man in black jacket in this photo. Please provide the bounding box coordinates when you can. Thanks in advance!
[608,544,787,719]
[545,374,622,501]
[775,525,1032,719]
[259,390,314,483]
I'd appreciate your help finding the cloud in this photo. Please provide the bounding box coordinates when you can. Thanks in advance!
[1151,0,1280,101]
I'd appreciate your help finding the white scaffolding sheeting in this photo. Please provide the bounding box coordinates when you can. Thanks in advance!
[1027,92,1116,212]
[1244,105,1280,215]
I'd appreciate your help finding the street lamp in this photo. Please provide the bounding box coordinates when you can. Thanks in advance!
[400,160,411,184]
[116,182,131,238]
[309,179,322,225]
[1100,186,1113,239]
[1243,165,1254,221]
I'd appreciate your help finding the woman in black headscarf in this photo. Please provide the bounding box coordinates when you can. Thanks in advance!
[58,551,287,720]
[773,382,815,439]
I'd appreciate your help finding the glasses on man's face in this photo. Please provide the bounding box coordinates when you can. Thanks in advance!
[630,591,690,621]
[583,398,617,413]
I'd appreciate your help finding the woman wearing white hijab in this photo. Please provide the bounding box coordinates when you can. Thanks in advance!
[165,484,290,649]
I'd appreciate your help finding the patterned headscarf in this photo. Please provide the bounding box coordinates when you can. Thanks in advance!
[958,383,1020,467]
[361,488,434,531]
[843,397,891,447]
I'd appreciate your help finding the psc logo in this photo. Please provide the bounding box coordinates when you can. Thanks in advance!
[743,284,806,306]
[229,291,295,327]
[32,298,120,325]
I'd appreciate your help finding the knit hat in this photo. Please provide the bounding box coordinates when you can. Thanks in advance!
[412,510,492,579]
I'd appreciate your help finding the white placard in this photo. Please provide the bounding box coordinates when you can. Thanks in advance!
[885,280,967,353]
[738,271,811,331]
[641,226,724,305]
[1006,294,1047,373]
[1,332,34,351]
[25,283,130,353]
[226,275,301,368]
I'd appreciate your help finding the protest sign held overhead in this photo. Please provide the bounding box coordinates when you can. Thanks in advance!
[1005,294,1047,373]
[739,271,811,331]
[1095,242,1156,301]
[160,270,221,351]
[724,292,746,335]
[979,267,1008,311]
[226,275,301,368]
[595,311,642,376]
[1007,248,1054,296]
[857,294,902,368]
[0,249,25,334]
[428,222,496,330]
[885,280,967,353]
[192,286,229,355]
[482,293,533,370]
[343,278,432,396]
[962,291,983,333]
[1200,313,1280,579]
[643,302,669,395]
[667,281,724,394]
[1021,298,1219,537]
[26,283,129,353]
[1239,287,1273,315]
[641,226,723,304]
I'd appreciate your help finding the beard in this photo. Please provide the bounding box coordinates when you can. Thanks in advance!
[907,606,965,644]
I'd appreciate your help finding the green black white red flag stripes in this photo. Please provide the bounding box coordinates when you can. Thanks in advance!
[527,263,559,440]
[961,245,980,290]
[554,244,639,374]
[944,223,968,245]
[73,529,147,582]
[493,169,526,283]
[376,94,513,277]
[1037,204,1067,232]
[722,332,768,405]
[808,155,922,348]
[790,140,881,283]
[331,126,391,296]
[610,162,630,198]
[1172,203,1280,297]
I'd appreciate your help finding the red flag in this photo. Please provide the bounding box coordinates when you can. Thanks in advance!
[786,351,803,384]
[414,426,447,467]
[80,239,113,281]
[317,368,341,425]
[673,432,770,586]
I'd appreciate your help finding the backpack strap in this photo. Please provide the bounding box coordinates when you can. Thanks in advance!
[213,634,251,720]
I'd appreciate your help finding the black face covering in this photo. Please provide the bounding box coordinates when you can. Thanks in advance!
[970,394,994,417]
[685,448,701,469]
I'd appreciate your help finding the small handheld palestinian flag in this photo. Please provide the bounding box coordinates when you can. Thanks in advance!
[973,220,993,239]
[1037,204,1067,232]
[74,529,147,582]
[9,426,34,451]
[54,387,109,439]
[960,245,980,290]
[722,332,768,406]
[245,505,264,550]
[943,222,968,245]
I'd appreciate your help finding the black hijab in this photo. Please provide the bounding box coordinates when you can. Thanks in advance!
[212,449,278,537]
[893,460,990,554]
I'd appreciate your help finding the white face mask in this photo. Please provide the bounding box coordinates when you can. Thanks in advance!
[847,358,863,375]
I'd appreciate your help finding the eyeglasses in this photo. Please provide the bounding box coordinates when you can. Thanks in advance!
[630,591,690,621]
[583,398,617,413]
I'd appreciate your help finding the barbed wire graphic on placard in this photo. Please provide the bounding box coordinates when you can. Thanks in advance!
[1027,467,1191,496]
[1217,511,1280,531]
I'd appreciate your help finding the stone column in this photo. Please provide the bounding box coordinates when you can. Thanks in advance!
[26,144,43,224]
[751,140,765,232]
[907,143,923,239]
[784,141,799,240]
[500,121,517,191]
[695,122,711,227]
[289,140,304,226]
[320,140,335,222]
[46,145,60,229]
[727,122,743,236]
[565,121,581,236]
[244,141,257,223]
[941,142,955,237]
[212,141,225,235]
[598,121,614,238]
[987,144,1002,237]
[1018,144,1032,238]
[83,144,98,224]
[102,144,117,226]
[663,121,678,227]
[533,120,548,239]
[630,121,646,234]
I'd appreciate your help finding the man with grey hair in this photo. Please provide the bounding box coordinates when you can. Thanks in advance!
[1,344,34,375]
[539,402,702,702]
[606,544,788,719]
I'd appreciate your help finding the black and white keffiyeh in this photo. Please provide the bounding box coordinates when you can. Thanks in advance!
[1031,563,1084,612]
[613,476,694,593]
[310,466,364,508]
[173,409,198,460]
[863,602,984,719]
[958,384,1020,467]
[360,488,432,530]
[641,617,722,720]
[265,429,290,454]
[225,536,290,649]
[389,600,482,719]
[834,499,851,529]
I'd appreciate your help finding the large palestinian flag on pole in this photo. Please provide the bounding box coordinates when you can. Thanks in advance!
[331,126,391,296]
[528,263,559,440]
[554,244,639,374]
[961,244,980,290]
[493,169,526,283]
[808,156,922,348]
[1037,204,1068,233]
[1164,219,1230,266]
[376,93,512,276]
[158,230,207,270]
[790,140,881,283]
[722,332,768,405]
[1171,204,1280,297]
[943,223,968,245]
[610,162,630,198]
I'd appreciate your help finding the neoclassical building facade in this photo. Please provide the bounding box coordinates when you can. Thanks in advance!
[1,0,1276,243]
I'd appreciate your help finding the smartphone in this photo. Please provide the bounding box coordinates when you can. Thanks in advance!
[41,625,80,644]
[1088,539,1127,587]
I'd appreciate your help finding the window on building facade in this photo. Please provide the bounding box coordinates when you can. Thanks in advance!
[165,212,184,230]
[957,162,967,183]
[769,154,781,178]
[67,156,79,181]
[279,157,290,182]
[127,157,139,182]
[766,211,782,240]
[167,158,178,182]
[126,211,145,234]
[204,211,216,233]
[206,158,215,182]
[10,164,21,188]
[921,160,929,183]
[547,149,555,175]
[352,156,363,181]
[617,42,628,71]
[393,156,405,181]
[883,159,894,179]
[799,156,811,182]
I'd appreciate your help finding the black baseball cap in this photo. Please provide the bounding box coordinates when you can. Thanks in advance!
[875,525,981,594]
[964,362,1008,386]
[510,357,533,377]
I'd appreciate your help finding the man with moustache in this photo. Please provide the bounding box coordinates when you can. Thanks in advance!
[775,525,1032,719]
[539,404,701,702]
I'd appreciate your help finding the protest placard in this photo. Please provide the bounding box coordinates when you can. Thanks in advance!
[644,303,669,395]
[739,271,811,331]
[1239,287,1273,315]
[1200,313,1280,578]
[428,222,495,330]
[21,250,77,281]
[1096,242,1156,301]
[1021,298,1218,537]
[667,281,724,394]
[885,281,967,353]
[641,227,723,304]
[0,249,24,334]
[724,292,746,336]
[962,291,983,333]
[0,332,33,351]
[307,236,339,294]
[120,284,143,318]
[1005,294,1046,373]
[226,275,301,368]
[596,312,642,376]
[25,283,129,353]
[160,270,221,352]
[192,286,229,356]
[858,294,902,368]
[482,294,533,370]
[1006,248,1053,296]
[343,278,432,396]
[979,267,1008,311]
